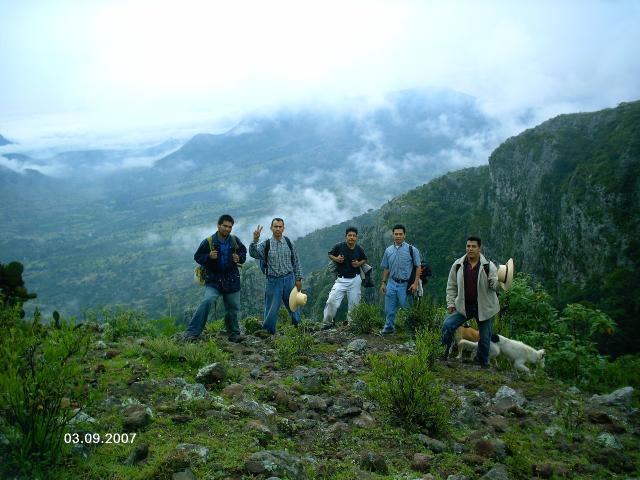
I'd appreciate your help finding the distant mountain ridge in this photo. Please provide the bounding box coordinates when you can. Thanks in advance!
[0,88,497,318]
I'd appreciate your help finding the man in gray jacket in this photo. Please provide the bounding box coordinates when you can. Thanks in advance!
[441,236,500,367]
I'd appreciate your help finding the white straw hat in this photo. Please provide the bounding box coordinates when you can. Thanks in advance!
[289,286,307,312]
[497,258,514,291]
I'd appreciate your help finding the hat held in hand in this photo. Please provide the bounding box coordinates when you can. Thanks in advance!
[289,286,307,312]
[497,258,514,291]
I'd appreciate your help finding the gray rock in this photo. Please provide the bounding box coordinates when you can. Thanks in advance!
[480,464,510,480]
[196,362,227,385]
[416,434,446,453]
[123,404,151,431]
[302,395,328,411]
[175,443,209,462]
[591,386,634,408]
[247,420,274,445]
[352,412,376,428]
[69,409,97,425]
[597,432,623,450]
[250,367,262,379]
[124,443,149,465]
[173,469,197,480]
[446,475,470,480]
[347,339,368,353]
[245,450,308,479]
[233,399,277,422]
[157,377,188,388]
[412,453,434,472]
[175,383,209,402]
[352,379,366,392]
[359,451,388,475]
[222,383,244,398]
[493,385,526,414]
[71,443,91,459]
[292,366,329,394]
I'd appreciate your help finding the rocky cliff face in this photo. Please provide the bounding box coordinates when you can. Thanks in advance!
[488,101,640,291]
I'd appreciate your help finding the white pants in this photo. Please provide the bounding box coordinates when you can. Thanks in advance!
[323,275,362,324]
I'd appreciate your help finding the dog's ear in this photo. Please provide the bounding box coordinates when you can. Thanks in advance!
[491,334,500,343]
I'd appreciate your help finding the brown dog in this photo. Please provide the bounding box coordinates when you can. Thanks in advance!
[453,326,479,358]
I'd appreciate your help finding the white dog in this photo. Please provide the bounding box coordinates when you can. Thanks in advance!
[457,334,545,374]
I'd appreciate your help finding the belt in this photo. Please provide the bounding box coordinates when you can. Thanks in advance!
[391,277,408,283]
[267,272,293,279]
[338,274,357,279]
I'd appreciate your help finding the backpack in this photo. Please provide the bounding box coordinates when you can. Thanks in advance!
[407,244,423,290]
[260,236,294,276]
[194,235,240,286]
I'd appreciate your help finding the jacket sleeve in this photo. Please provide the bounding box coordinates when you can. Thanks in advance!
[194,238,213,267]
[446,263,458,308]
[488,261,499,292]
[236,238,248,265]
[249,240,266,260]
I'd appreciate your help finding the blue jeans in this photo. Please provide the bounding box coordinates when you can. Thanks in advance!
[441,311,493,365]
[382,279,413,333]
[185,285,240,338]
[263,273,301,334]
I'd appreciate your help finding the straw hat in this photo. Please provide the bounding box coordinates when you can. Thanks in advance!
[497,258,514,291]
[289,286,307,312]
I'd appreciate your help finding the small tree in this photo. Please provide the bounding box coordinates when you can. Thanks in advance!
[0,262,37,317]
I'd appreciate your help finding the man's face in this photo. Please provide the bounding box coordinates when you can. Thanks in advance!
[217,221,233,238]
[271,220,285,239]
[345,231,357,247]
[466,240,480,260]
[393,229,405,246]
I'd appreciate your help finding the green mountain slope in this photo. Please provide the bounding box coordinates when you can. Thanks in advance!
[298,101,640,355]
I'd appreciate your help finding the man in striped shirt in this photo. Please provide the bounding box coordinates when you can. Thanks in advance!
[249,218,304,334]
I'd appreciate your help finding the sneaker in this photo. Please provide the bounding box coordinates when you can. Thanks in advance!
[378,329,394,336]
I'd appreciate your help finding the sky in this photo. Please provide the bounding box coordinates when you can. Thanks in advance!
[1,0,639,148]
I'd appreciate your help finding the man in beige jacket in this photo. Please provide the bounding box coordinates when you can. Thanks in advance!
[440,236,500,367]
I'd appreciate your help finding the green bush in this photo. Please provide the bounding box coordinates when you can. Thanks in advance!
[405,296,447,335]
[274,326,316,369]
[243,316,262,334]
[366,329,451,435]
[366,352,450,435]
[85,307,147,341]
[144,336,227,369]
[0,305,90,477]
[348,303,384,334]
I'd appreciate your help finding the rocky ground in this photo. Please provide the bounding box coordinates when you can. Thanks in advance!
[61,321,639,480]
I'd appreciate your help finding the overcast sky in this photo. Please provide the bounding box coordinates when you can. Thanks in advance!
[1,0,639,146]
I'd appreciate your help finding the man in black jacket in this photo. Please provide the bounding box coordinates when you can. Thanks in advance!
[182,214,247,342]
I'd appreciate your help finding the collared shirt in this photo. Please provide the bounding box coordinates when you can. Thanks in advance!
[463,259,480,318]
[380,242,421,281]
[249,236,303,279]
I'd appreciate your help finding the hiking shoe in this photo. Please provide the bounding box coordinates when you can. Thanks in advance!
[378,329,394,336]
[253,329,272,339]
[321,323,335,331]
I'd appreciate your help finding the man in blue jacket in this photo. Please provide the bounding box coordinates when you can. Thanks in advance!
[182,214,247,343]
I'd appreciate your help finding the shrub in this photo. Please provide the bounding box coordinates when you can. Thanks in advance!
[0,305,90,477]
[243,316,262,334]
[348,303,384,334]
[144,337,227,369]
[274,326,316,369]
[85,307,147,342]
[366,351,450,435]
[406,296,446,333]
[415,327,445,370]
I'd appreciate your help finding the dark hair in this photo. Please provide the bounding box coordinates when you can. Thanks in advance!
[392,224,406,233]
[218,214,234,225]
[345,226,358,236]
[466,236,482,247]
[271,217,285,226]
